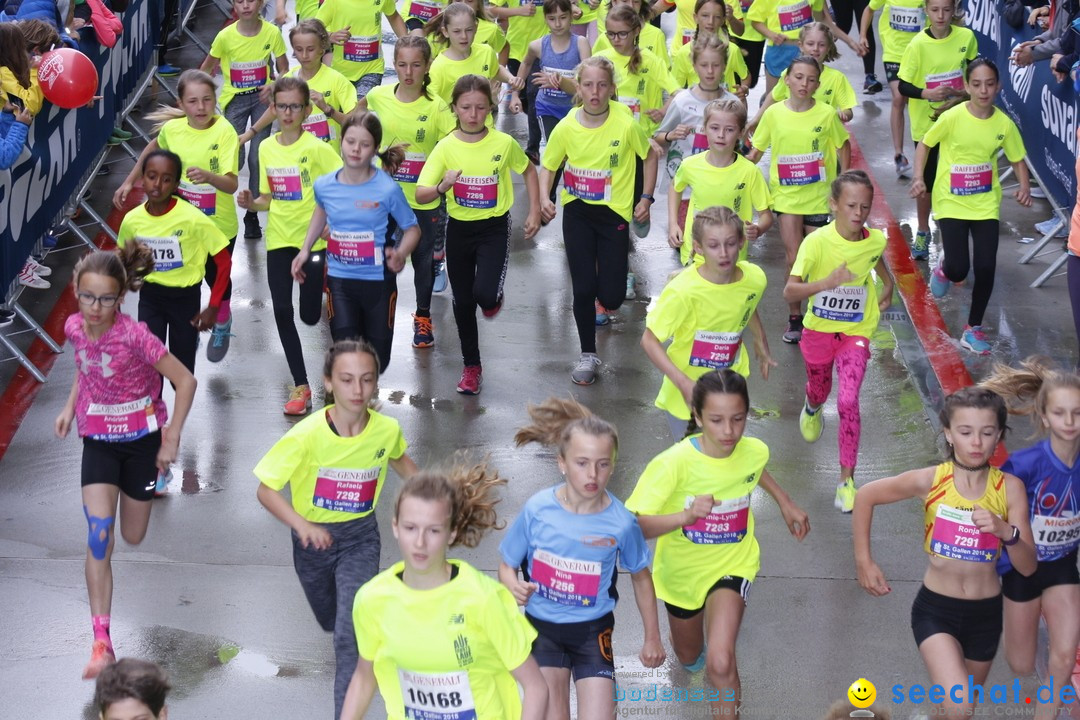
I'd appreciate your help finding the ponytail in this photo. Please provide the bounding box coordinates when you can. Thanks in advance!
[74,242,155,295]
[607,6,644,75]
[982,357,1080,438]
[146,69,216,133]
[515,397,619,459]
[394,35,435,101]
[394,460,507,548]
[340,111,407,176]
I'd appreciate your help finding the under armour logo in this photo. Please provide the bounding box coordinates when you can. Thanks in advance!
[79,349,114,378]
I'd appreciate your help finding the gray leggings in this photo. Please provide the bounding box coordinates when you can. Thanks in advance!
[224,90,271,196]
[292,512,380,718]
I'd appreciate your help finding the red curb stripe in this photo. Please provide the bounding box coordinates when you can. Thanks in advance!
[0,195,138,463]
[848,138,1007,465]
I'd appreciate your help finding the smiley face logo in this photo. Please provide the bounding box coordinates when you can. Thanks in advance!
[848,678,876,709]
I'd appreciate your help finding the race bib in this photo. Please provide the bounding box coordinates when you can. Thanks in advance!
[777,152,825,186]
[142,235,184,272]
[312,467,379,514]
[327,230,379,266]
[393,152,426,184]
[949,163,993,196]
[530,549,602,606]
[777,1,812,32]
[399,669,477,720]
[690,128,709,155]
[618,95,641,121]
[408,0,442,20]
[1031,514,1080,560]
[889,5,922,32]
[85,397,158,442]
[344,35,380,63]
[929,504,999,562]
[178,182,217,216]
[681,27,695,45]
[303,112,333,143]
[267,166,303,201]
[925,69,964,92]
[563,164,613,202]
[689,330,742,369]
[229,59,268,89]
[540,66,574,102]
[812,284,867,323]
[683,495,750,544]
[453,174,498,209]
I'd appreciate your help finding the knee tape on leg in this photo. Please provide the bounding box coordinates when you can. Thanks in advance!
[84,506,115,560]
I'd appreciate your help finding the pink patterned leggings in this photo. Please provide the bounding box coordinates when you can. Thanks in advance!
[800,328,871,470]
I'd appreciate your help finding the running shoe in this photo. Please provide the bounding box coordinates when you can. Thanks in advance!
[929,264,950,298]
[0,309,13,328]
[412,313,434,348]
[206,317,234,363]
[834,478,857,514]
[625,271,636,300]
[571,352,602,386]
[23,256,52,277]
[1034,217,1067,238]
[456,365,483,395]
[42,230,59,249]
[1029,185,1047,199]
[595,300,611,326]
[17,264,49,289]
[284,384,312,415]
[863,74,883,94]
[154,468,172,497]
[894,153,912,178]
[157,63,182,77]
[960,325,991,355]
[782,314,803,344]
[432,261,448,293]
[111,127,133,140]
[911,230,930,261]
[243,211,262,240]
[481,293,503,319]
[799,401,823,443]
[683,650,706,673]
[82,640,116,680]
[632,217,651,239]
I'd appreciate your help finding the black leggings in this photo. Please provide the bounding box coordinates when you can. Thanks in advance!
[389,206,444,313]
[1070,253,1080,358]
[563,200,629,354]
[539,114,564,204]
[446,213,511,367]
[732,37,765,89]
[266,247,324,387]
[830,0,876,75]
[139,282,200,374]
[204,236,236,304]
[508,58,542,155]
[937,217,999,327]
[326,274,398,373]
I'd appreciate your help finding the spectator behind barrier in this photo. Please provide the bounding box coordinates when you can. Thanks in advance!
[0,22,34,168]
[1011,0,1079,67]
[1,0,79,49]
[2,18,55,113]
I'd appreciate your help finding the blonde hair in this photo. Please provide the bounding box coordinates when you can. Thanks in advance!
[515,397,619,459]
[290,18,332,54]
[394,461,507,548]
[691,205,745,247]
[573,55,617,106]
[690,33,728,69]
[703,97,746,131]
[74,243,155,294]
[799,21,839,63]
[145,69,217,133]
[982,357,1080,438]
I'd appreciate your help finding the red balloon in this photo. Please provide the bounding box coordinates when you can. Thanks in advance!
[37,49,99,109]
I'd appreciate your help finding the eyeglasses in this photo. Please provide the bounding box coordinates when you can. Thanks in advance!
[76,292,119,308]
[275,103,305,113]
[605,29,631,40]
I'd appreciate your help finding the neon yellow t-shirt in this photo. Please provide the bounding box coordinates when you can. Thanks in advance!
[491,0,548,61]
[868,0,923,63]
[770,64,856,111]
[253,407,407,523]
[668,0,700,49]
[751,100,849,215]
[593,23,670,67]
[430,19,508,58]
[541,107,651,222]
[117,200,229,288]
[365,84,457,210]
[595,47,678,136]
[417,130,530,221]
[671,37,748,89]
[646,262,766,418]
[258,131,344,251]
[209,20,287,111]
[790,222,887,338]
[156,116,240,240]
[897,26,977,141]
[317,0,398,81]
[354,559,537,720]
[746,0,823,43]
[731,0,764,42]
[922,103,1025,222]
[626,436,768,609]
[429,44,500,104]
[286,64,359,153]
[671,153,772,265]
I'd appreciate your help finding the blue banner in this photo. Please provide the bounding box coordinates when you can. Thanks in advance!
[968,0,1077,212]
[0,0,161,288]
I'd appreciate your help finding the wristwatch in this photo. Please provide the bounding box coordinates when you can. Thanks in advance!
[1003,525,1021,546]
[640,193,655,203]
